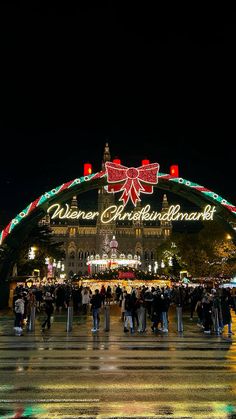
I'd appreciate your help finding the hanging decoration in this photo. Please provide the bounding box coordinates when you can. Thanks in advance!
[1,164,236,246]
[105,161,159,206]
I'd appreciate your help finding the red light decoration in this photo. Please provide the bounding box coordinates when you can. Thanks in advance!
[113,158,121,165]
[170,165,179,177]
[84,163,92,176]
[142,159,150,166]
[105,161,159,206]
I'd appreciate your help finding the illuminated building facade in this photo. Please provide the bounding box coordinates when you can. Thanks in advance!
[44,144,172,276]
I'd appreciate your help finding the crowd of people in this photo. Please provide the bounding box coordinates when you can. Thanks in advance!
[12,282,236,336]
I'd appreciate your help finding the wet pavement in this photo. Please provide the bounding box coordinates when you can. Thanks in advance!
[0,304,236,418]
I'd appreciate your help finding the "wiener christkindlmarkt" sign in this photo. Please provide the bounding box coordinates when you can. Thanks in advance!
[47,203,216,223]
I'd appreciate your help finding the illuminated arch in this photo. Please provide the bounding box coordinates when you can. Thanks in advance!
[157,172,236,236]
[1,169,236,249]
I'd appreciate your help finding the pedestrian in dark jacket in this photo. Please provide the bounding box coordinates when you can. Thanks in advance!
[41,292,54,331]
[91,289,102,332]
[221,289,234,335]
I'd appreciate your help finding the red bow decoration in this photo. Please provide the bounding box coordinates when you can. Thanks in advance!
[105,162,159,206]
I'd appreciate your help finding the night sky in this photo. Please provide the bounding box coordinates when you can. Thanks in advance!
[0,5,235,228]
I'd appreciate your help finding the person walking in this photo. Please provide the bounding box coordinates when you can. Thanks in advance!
[41,292,54,331]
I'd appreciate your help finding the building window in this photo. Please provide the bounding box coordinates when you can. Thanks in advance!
[69,228,76,236]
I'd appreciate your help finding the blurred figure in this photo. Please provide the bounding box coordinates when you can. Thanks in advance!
[202,293,213,334]
[106,285,112,305]
[41,292,54,331]
[123,294,134,333]
[90,289,102,332]
[81,287,90,314]
[221,288,234,335]
[14,294,25,336]
[137,299,146,333]
[100,285,106,306]
[25,289,36,331]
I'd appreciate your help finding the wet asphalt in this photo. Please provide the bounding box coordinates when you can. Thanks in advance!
[0,304,236,418]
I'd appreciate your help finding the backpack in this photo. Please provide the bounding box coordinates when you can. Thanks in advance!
[15,300,21,313]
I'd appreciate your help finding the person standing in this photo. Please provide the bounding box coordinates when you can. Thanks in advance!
[41,292,54,331]
[221,288,234,335]
[137,299,146,333]
[120,290,127,321]
[25,289,36,331]
[14,294,25,336]
[124,293,134,333]
[100,285,106,306]
[202,293,213,334]
[106,285,112,305]
[81,287,90,314]
[90,289,102,332]
[160,291,170,333]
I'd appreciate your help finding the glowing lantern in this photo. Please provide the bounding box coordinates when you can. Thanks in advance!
[142,159,150,166]
[84,163,92,176]
[113,158,121,165]
[170,165,179,177]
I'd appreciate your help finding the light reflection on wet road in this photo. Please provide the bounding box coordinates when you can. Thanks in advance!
[0,305,236,418]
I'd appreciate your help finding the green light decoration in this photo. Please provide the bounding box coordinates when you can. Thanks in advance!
[3,405,46,418]
[0,169,236,246]
[158,173,236,213]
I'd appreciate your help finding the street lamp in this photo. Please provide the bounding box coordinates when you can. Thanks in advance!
[154,261,158,274]
[28,246,37,260]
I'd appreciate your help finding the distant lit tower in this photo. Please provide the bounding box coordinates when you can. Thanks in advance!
[102,142,111,170]
[71,195,78,211]
[132,200,143,261]
[96,142,116,252]
[160,194,172,237]
[109,235,119,258]
[70,195,78,226]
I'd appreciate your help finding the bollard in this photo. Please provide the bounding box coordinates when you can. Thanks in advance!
[66,306,73,332]
[104,305,110,331]
[176,306,183,332]
[28,306,36,332]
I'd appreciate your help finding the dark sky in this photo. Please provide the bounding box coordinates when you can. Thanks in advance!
[0,4,235,227]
